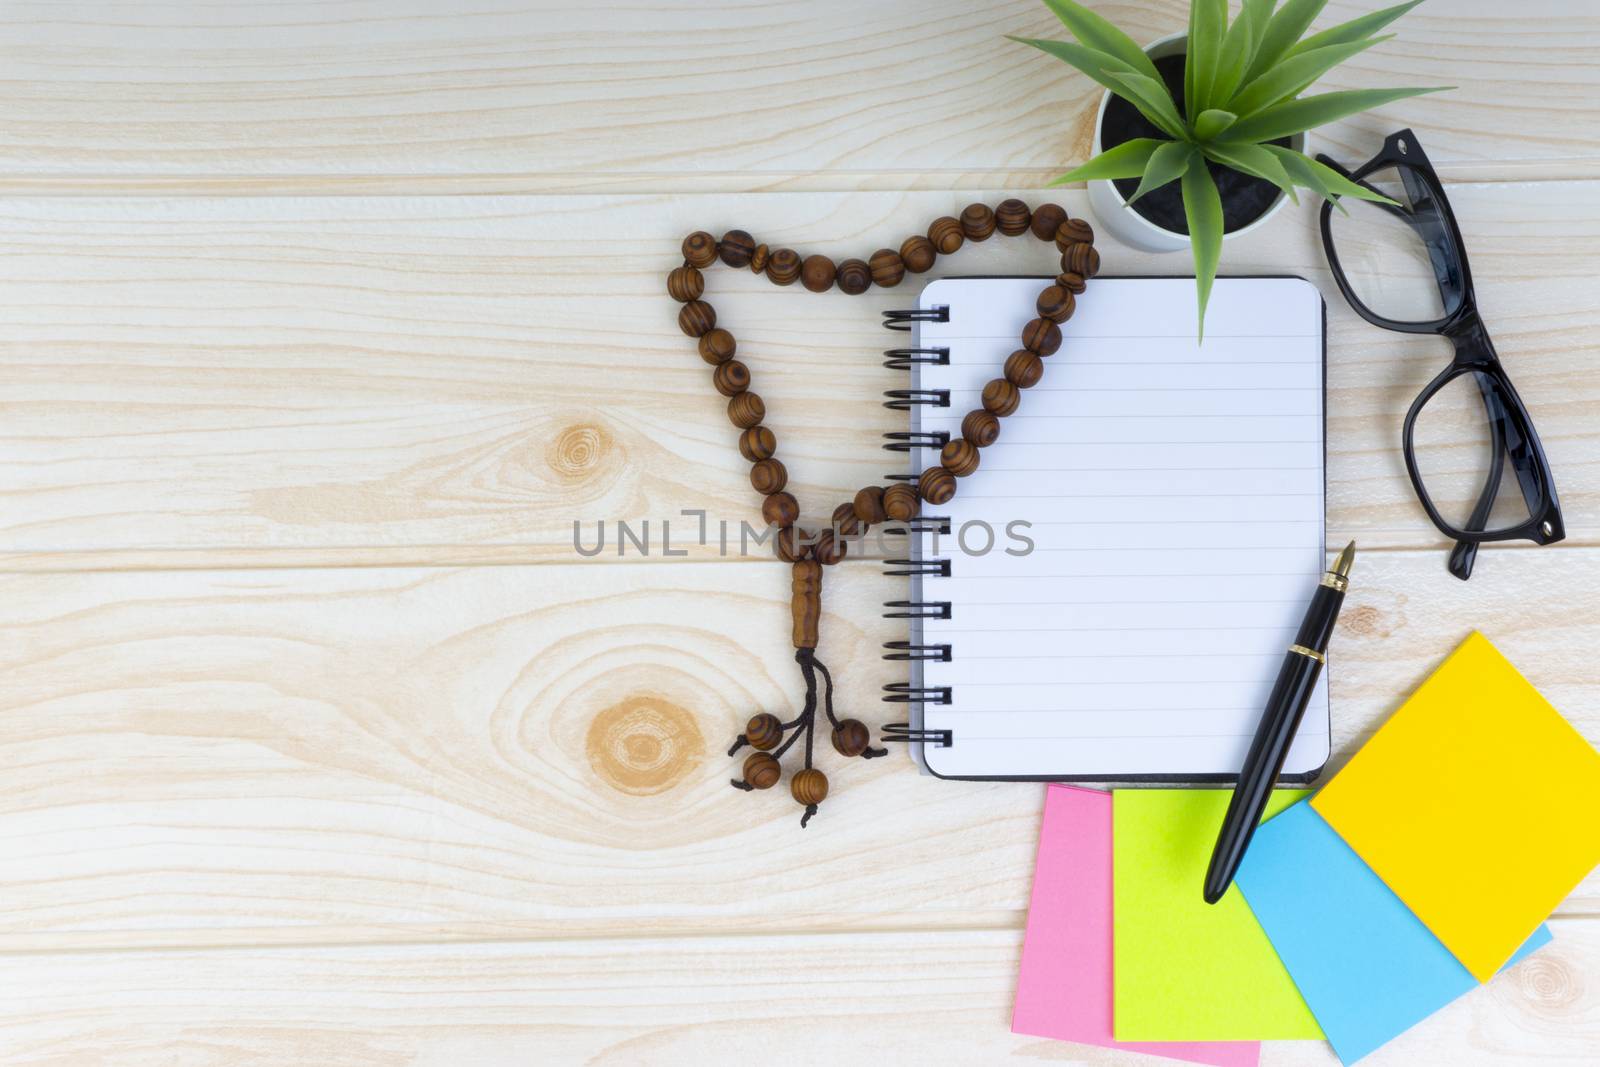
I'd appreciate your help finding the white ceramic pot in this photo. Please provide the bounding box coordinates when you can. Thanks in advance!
[1086,31,1308,253]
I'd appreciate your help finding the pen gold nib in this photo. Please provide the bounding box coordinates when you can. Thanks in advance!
[1332,540,1356,579]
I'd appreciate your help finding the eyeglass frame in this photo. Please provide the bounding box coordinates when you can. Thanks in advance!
[1316,128,1565,581]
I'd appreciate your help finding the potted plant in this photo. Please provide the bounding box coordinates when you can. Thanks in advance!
[1012,0,1446,333]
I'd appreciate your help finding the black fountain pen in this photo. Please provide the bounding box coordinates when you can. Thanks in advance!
[1203,541,1356,905]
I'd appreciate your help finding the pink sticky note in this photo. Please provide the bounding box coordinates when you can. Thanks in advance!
[1012,785,1261,1066]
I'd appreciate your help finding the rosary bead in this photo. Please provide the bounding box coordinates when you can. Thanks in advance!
[1057,271,1087,294]
[727,391,764,428]
[814,529,847,566]
[698,327,736,364]
[962,409,1001,447]
[982,378,1021,416]
[941,438,980,477]
[750,458,787,494]
[831,719,871,757]
[667,265,704,302]
[739,426,777,461]
[775,524,813,563]
[743,752,781,789]
[1036,285,1075,323]
[836,258,871,295]
[882,482,920,521]
[1061,243,1101,278]
[1055,217,1095,250]
[1030,203,1068,242]
[919,465,957,505]
[1005,349,1044,388]
[749,243,770,274]
[832,501,862,536]
[766,248,802,285]
[995,198,1031,236]
[746,712,784,750]
[791,767,829,805]
[853,485,887,525]
[719,229,756,268]
[960,202,996,241]
[869,248,906,288]
[801,254,836,293]
[713,359,750,396]
[682,231,718,268]
[1021,317,1062,356]
[928,216,964,255]
[678,300,716,337]
[899,235,936,274]
[762,491,800,527]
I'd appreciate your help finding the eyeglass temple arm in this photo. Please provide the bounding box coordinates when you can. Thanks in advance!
[1447,376,1505,580]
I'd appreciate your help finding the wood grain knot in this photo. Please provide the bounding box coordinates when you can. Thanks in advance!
[1339,603,1390,639]
[1518,954,1581,1014]
[547,423,611,482]
[586,695,705,796]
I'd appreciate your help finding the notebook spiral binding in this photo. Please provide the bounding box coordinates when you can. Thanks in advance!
[879,303,955,750]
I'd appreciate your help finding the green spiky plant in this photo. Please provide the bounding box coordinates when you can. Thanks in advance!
[1012,0,1447,335]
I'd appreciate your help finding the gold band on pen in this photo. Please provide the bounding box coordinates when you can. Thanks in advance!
[1319,572,1349,592]
[1288,644,1326,664]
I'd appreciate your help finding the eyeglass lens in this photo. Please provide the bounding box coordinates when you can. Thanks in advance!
[1327,164,1465,325]
[1412,369,1535,537]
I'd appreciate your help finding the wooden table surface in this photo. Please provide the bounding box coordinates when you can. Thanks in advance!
[2,2,1597,1063]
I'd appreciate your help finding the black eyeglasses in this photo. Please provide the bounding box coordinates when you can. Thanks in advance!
[1317,129,1564,580]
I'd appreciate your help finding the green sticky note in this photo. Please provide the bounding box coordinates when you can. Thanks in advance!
[1113,789,1324,1041]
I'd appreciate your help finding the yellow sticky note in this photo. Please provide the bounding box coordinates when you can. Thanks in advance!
[1313,631,1600,982]
[1113,789,1323,1040]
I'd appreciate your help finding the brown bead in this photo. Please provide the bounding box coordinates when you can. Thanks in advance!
[775,525,813,563]
[869,248,905,288]
[1057,271,1087,295]
[1061,243,1101,278]
[749,243,770,274]
[667,265,703,302]
[743,752,781,790]
[738,426,776,461]
[719,229,755,268]
[883,482,920,522]
[791,558,821,649]
[960,202,996,241]
[941,438,980,477]
[919,465,956,505]
[698,327,736,364]
[746,712,783,751]
[766,247,801,285]
[995,198,1031,236]
[836,258,871,295]
[928,216,964,255]
[1036,285,1075,323]
[831,719,871,757]
[790,767,829,806]
[1031,203,1068,242]
[1021,318,1062,356]
[801,254,836,293]
[678,300,716,337]
[1055,217,1095,250]
[982,378,1021,416]
[1005,349,1044,388]
[762,491,800,527]
[831,502,861,537]
[813,529,847,566]
[682,231,718,268]
[962,409,1000,447]
[899,235,936,274]
[728,391,765,429]
[713,359,750,397]
[853,485,887,525]
[750,458,787,494]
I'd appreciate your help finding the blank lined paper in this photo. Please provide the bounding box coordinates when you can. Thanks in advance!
[911,277,1328,780]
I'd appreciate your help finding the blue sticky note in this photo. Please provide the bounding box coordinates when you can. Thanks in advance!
[1236,799,1551,1064]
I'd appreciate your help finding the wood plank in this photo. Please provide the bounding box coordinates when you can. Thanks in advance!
[1,2,1597,192]
[1,546,1595,953]
[0,920,1594,1065]
[2,184,1595,571]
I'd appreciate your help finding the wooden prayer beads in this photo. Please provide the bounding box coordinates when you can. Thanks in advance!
[672,201,1098,828]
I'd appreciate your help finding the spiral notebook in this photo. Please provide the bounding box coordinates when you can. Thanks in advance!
[882,276,1329,781]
